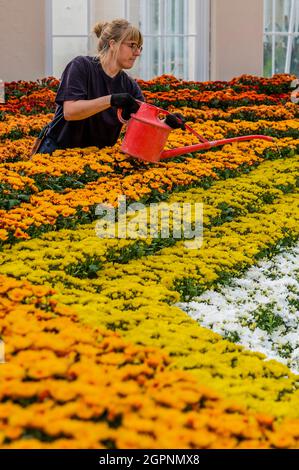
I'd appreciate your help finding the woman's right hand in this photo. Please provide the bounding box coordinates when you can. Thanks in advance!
[111,93,140,119]
[165,112,186,130]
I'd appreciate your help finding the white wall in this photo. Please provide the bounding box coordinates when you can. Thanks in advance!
[211,0,264,80]
[0,0,46,81]
[90,0,126,56]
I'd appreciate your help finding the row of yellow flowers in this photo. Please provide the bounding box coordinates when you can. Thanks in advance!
[1,135,298,243]
[161,118,299,143]
[2,147,119,178]
[55,189,299,418]
[2,274,299,449]
[1,155,298,288]
[1,156,299,422]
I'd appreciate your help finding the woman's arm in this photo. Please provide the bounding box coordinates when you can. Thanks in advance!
[63,95,112,121]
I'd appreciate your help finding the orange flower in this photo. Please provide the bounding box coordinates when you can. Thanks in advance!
[13,228,29,239]
[0,229,8,241]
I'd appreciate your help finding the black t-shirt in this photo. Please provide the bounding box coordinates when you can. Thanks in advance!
[48,55,144,149]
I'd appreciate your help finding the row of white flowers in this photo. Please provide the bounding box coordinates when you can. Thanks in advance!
[178,242,299,374]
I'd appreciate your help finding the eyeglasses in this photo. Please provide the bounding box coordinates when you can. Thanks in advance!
[123,42,143,53]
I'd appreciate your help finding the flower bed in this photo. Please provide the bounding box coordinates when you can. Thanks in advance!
[178,242,299,373]
[1,74,299,449]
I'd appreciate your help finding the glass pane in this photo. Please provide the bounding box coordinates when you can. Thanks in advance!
[290,35,299,76]
[53,37,88,78]
[139,36,160,79]
[186,36,196,81]
[165,0,184,35]
[264,0,273,32]
[187,0,197,36]
[140,0,160,35]
[164,36,184,77]
[138,0,200,80]
[133,35,194,81]
[275,0,290,32]
[128,0,141,25]
[264,34,273,76]
[296,3,299,33]
[274,34,288,72]
[53,0,88,36]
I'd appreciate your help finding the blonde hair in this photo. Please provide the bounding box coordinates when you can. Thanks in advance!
[93,19,143,65]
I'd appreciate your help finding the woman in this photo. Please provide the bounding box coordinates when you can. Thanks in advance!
[36,18,185,155]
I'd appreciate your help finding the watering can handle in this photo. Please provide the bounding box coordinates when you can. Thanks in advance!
[136,103,210,144]
[116,99,170,125]
[117,108,128,125]
[117,104,169,126]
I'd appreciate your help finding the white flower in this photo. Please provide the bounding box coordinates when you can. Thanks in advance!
[177,242,299,374]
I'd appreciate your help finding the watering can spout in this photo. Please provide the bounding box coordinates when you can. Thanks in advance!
[160,135,275,160]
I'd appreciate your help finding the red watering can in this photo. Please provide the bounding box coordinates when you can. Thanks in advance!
[118,101,274,163]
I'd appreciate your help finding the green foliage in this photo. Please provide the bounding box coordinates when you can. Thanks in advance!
[251,303,285,334]
[224,331,241,343]
[173,277,205,301]
[0,183,32,210]
[66,255,103,279]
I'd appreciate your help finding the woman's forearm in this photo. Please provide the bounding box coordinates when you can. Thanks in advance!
[63,95,112,121]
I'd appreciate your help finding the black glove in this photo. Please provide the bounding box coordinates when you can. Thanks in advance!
[165,112,186,130]
[111,93,140,120]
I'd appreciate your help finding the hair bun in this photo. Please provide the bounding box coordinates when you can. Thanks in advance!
[93,21,109,38]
